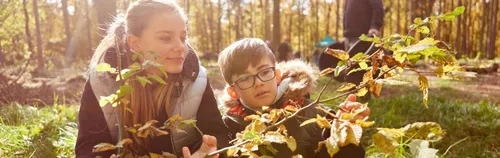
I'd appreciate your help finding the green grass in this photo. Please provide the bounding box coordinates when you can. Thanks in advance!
[0,103,78,157]
[312,77,500,158]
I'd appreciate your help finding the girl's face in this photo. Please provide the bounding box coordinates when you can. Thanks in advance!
[127,12,188,74]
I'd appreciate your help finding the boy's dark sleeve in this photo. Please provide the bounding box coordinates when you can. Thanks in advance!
[195,80,230,150]
[75,81,115,158]
[369,0,384,30]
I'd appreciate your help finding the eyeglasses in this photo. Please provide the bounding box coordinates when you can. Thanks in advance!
[232,67,276,90]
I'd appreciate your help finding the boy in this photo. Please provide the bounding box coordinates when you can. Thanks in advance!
[217,38,368,157]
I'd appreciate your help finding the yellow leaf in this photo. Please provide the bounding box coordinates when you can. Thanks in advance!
[149,152,162,158]
[286,136,297,152]
[355,87,368,97]
[325,48,350,60]
[300,118,317,127]
[318,68,335,76]
[341,113,354,120]
[96,63,116,72]
[325,137,340,157]
[336,83,357,92]
[356,120,375,128]
[167,114,183,124]
[316,115,332,129]
[284,106,298,112]
[418,74,429,108]
[92,143,116,153]
[244,115,261,121]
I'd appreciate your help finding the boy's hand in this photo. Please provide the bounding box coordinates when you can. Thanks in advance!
[182,135,219,158]
[336,94,371,122]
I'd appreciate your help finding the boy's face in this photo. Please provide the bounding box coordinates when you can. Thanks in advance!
[231,57,278,109]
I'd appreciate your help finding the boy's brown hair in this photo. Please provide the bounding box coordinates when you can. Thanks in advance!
[218,38,276,84]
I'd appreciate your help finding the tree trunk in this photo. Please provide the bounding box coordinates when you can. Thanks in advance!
[487,0,498,59]
[264,0,271,41]
[326,1,332,35]
[455,0,462,57]
[0,42,4,64]
[23,0,34,55]
[217,0,223,52]
[62,0,71,45]
[235,1,242,40]
[94,0,116,40]
[272,0,280,51]
[84,0,92,56]
[480,0,488,54]
[461,0,468,57]
[207,0,215,53]
[336,0,341,39]
[314,0,319,42]
[33,0,44,70]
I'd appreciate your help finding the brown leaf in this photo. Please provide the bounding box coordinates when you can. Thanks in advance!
[150,126,170,136]
[115,138,133,148]
[369,81,383,98]
[162,152,177,158]
[361,70,373,85]
[324,48,350,60]
[418,74,429,108]
[92,143,116,153]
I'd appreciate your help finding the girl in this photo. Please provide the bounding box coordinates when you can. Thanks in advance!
[75,0,228,157]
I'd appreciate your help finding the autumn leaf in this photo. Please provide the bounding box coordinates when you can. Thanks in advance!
[115,138,133,148]
[408,140,439,158]
[318,68,335,77]
[92,143,116,153]
[356,120,375,128]
[403,122,443,141]
[376,79,410,85]
[137,120,158,138]
[316,114,332,129]
[227,147,239,157]
[337,83,357,92]
[325,137,340,157]
[264,131,286,144]
[286,136,297,152]
[361,70,373,85]
[418,74,429,108]
[324,48,349,60]
[162,152,177,158]
[150,126,169,136]
[372,128,405,154]
[179,119,197,129]
[355,87,368,97]
[369,81,383,98]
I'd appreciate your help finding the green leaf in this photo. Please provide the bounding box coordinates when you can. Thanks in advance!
[243,131,259,140]
[129,62,142,71]
[394,52,408,63]
[351,53,368,61]
[398,38,438,54]
[358,62,368,69]
[376,79,410,85]
[96,63,116,72]
[117,69,131,81]
[142,60,162,68]
[117,84,132,98]
[417,26,430,34]
[264,144,279,155]
[149,74,167,84]
[452,6,465,16]
[413,18,423,25]
[131,52,142,61]
[136,76,152,87]
[347,67,370,76]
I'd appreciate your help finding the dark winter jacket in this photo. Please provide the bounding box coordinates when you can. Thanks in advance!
[221,60,365,158]
[75,49,229,157]
[343,0,384,38]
